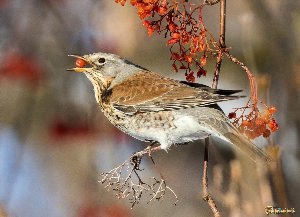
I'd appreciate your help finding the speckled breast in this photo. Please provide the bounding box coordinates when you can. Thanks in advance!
[99,103,177,142]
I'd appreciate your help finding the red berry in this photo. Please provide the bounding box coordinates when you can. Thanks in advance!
[172,63,178,72]
[171,52,181,60]
[76,58,86,68]
[147,26,154,36]
[138,6,144,14]
[115,0,126,6]
[167,38,178,45]
[120,0,126,6]
[161,0,167,7]
[181,33,189,43]
[168,23,177,32]
[268,106,277,114]
[158,6,167,15]
[255,118,264,126]
[242,120,250,126]
[186,72,195,82]
[262,116,270,124]
[171,32,180,39]
[144,3,153,11]
[228,112,236,119]
[130,0,137,5]
[185,55,193,63]
[197,68,206,77]
[268,119,279,132]
[143,20,150,27]
[200,55,207,66]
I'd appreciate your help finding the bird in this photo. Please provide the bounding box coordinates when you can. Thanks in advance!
[67,52,272,162]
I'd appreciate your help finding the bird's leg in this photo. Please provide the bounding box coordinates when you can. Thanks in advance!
[146,141,162,155]
[175,142,190,146]
[130,141,161,170]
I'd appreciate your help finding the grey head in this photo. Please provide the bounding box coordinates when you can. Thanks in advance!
[68,52,148,86]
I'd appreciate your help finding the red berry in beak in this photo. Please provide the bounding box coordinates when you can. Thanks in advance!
[76,58,86,68]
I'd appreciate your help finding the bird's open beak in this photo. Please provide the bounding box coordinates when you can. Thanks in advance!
[67,54,91,73]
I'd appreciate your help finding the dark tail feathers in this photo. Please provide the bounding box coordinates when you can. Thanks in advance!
[180,81,244,96]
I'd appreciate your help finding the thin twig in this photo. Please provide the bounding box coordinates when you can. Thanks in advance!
[100,145,178,208]
[219,0,226,48]
[212,51,224,89]
[202,138,209,198]
[212,0,226,89]
[202,138,221,217]
[224,51,258,104]
[202,0,226,216]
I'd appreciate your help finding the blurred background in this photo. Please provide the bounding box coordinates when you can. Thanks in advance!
[0,0,299,216]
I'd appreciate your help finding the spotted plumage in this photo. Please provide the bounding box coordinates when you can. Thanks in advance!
[68,52,272,162]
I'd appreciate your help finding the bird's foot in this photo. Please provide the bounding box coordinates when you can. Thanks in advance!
[130,153,143,170]
[130,145,161,170]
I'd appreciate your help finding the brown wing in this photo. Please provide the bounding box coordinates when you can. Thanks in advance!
[108,71,241,114]
[108,71,179,106]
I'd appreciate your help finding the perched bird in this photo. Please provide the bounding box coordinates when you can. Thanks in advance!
[68,52,271,162]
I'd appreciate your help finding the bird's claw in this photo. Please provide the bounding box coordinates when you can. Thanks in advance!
[130,152,143,170]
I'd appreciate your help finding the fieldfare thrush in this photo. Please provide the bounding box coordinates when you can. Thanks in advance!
[68,52,272,162]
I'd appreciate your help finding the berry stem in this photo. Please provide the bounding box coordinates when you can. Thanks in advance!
[224,51,258,105]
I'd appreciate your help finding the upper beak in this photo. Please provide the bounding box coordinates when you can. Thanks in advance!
[67,54,91,73]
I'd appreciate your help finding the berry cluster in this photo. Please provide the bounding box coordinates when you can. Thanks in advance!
[115,0,279,139]
[115,0,211,82]
[229,105,278,139]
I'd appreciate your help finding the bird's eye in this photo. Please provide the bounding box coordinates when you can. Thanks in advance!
[98,58,106,64]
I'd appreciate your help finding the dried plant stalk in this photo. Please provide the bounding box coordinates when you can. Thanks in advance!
[100,149,178,208]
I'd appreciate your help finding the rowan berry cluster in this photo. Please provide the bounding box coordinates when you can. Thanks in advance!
[115,0,279,140]
[229,105,278,139]
[115,0,210,82]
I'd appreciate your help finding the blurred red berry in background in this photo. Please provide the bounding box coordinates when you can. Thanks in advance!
[0,53,43,86]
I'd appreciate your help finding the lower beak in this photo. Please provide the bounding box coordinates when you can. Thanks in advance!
[66,67,89,73]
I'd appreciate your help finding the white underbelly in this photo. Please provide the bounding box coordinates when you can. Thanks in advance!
[126,114,211,150]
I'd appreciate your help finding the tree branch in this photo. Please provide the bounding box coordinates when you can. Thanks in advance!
[202,138,221,217]
[202,1,226,216]
[212,0,226,89]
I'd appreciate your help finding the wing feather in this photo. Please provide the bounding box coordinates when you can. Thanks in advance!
[108,71,243,114]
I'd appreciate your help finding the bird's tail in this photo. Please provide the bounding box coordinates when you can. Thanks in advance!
[224,132,273,163]
[196,106,273,162]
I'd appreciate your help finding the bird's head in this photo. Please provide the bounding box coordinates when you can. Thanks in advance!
[68,52,127,77]
[68,52,147,85]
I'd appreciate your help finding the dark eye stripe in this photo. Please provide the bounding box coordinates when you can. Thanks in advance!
[98,58,105,64]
